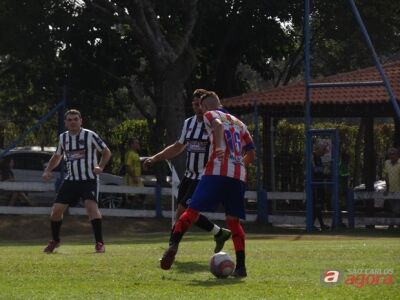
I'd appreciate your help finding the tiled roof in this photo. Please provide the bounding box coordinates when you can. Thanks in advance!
[221,60,400,108]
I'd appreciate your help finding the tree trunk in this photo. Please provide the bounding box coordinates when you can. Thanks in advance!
[149,50,196,179]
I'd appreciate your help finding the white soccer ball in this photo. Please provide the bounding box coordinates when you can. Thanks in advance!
[209,251,235,278]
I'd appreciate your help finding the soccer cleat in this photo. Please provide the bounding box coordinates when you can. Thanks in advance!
[95,242,105,253]
[43,240,60,253]
[160,244,178,270]
[232,266,247,278]
[214,228,231,253]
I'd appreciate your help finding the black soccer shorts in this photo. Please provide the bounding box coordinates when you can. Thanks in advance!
[55,180,98,206]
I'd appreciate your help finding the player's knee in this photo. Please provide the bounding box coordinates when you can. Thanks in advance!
[186,207,200,221]
[176,204,187,218]
[50,206,64,220]
[225,215,239,221]
[84,200,101,217]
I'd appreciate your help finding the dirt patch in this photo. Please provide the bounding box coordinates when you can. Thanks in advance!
[0,214,173,240]
[0,214,398,241]
[0,214,284,241]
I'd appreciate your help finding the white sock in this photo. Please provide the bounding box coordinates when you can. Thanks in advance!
[211,224,221,236]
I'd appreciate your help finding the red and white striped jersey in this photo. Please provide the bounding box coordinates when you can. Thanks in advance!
[203,109,255,182]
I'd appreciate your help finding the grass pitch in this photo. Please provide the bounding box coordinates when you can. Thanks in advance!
[0,229,399,299]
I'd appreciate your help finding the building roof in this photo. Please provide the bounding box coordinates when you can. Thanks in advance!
[221,60,400,110]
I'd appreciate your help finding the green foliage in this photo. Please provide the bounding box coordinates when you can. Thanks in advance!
[107,119,150,173]
[0,0,399,160]
[110,119,150,150]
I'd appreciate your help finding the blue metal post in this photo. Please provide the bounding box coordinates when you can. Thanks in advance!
[258,189,268,222]
[331,129,340,228]
[155,184,163,218]
[347,0,400,121]
[253,102,268,223]
[304,0,314,233]
[305,131,313,233]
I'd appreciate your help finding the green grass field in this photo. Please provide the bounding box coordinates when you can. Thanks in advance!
[0,230,399,300]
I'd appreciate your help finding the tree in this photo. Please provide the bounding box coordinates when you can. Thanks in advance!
[0,0,399,172]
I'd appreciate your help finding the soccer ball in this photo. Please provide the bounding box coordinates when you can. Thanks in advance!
[209,252,235,278]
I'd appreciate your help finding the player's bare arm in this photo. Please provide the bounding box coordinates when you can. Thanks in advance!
[42,153,63,181]
[243,149,256,167]
[143,142,186,170]
[94,147,111,175]
[211,118,225,159]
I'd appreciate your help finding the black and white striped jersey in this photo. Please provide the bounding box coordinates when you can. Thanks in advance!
[178,116,210,180]
[55,128,107,181]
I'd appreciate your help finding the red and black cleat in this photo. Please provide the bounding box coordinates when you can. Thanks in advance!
[43,240,60,253]
[160,244,178,270]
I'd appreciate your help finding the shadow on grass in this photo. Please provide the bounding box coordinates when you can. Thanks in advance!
[172,261,246,286]
[246,227,400,241]
[188,277,245,286]
[174,260,209,273]
[0,233,173,247]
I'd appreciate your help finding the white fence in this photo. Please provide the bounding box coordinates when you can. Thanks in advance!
[0,181,399,226]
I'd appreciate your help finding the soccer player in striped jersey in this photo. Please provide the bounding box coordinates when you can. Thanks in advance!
[160,91,256,277]
[42,109,111,253]
[144,89,231,253]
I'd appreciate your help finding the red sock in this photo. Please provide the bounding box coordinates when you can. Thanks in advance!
[226,219,245,252]
[174,208,199,234]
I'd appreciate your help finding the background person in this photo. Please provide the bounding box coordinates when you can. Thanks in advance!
[312,140,330,231]
[383,147,400,229]
[125,137,143,187]
[0,157,33,206]
[123,137,145,208]
[42,109,111,253]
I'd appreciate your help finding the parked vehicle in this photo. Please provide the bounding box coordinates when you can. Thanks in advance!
[0,147,178,208]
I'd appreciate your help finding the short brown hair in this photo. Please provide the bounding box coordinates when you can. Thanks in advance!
[128,137,140,146]
[200,90,219,104]
[64,109,81,119]
[192,89,208,99]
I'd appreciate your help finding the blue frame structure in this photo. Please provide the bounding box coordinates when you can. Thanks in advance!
[0,99,66,159]
[306,129,340,231]
[304,0,400,232]
[253,102,268,223]
[0,88,66,190]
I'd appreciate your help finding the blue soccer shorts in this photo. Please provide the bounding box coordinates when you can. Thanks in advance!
[188,175,246,219]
